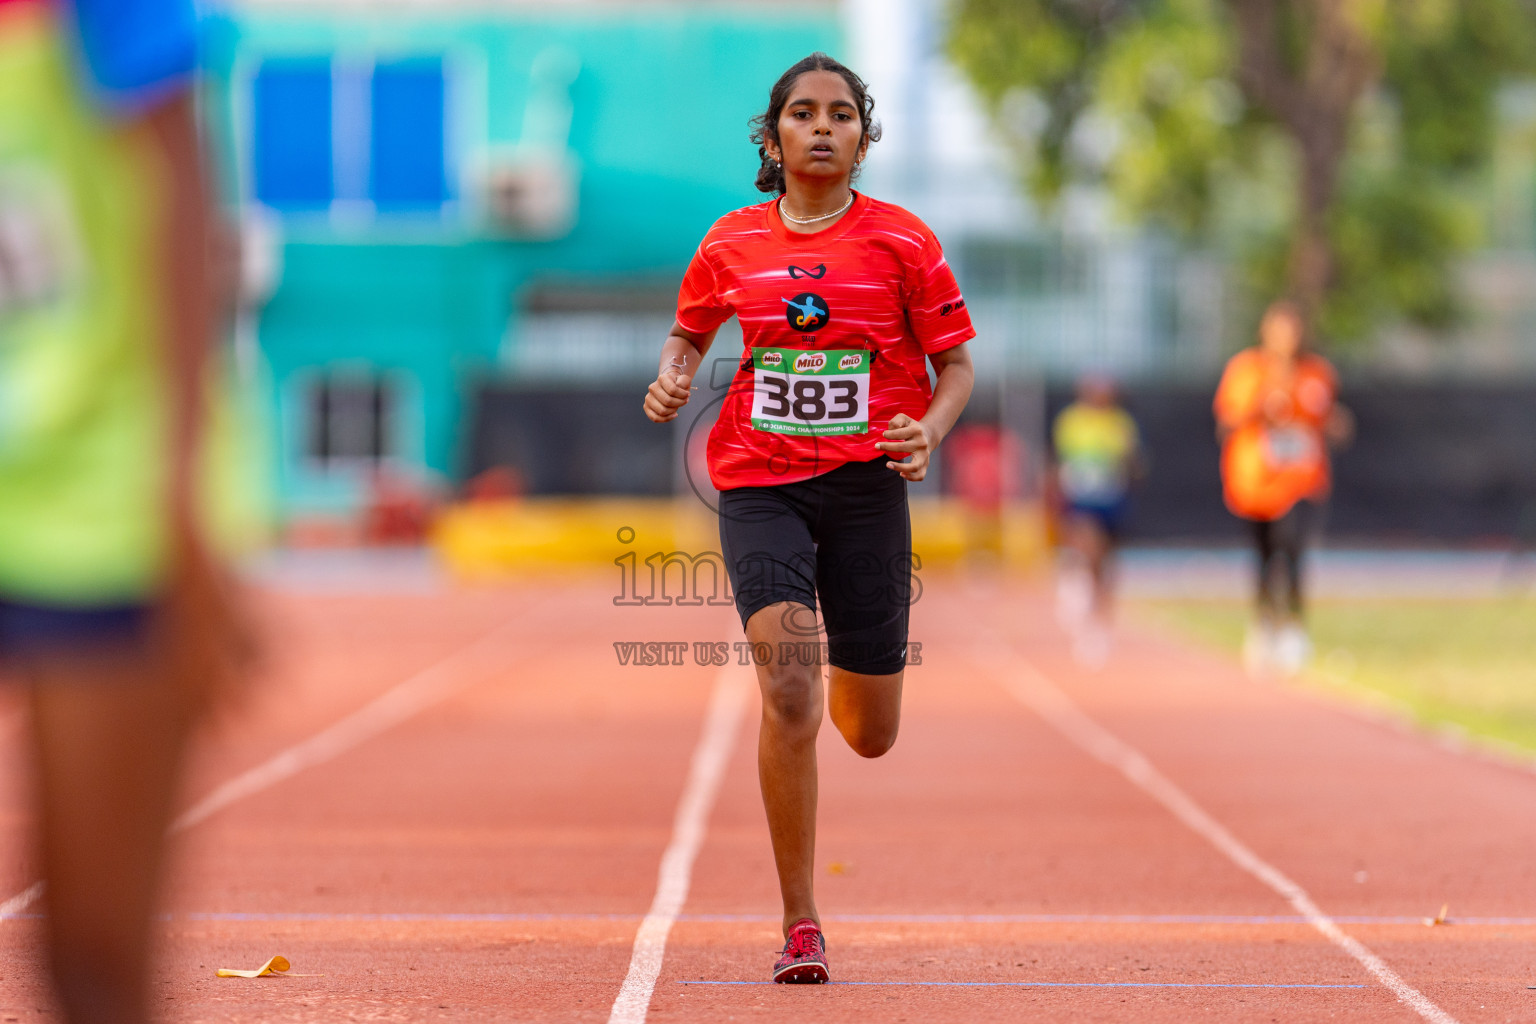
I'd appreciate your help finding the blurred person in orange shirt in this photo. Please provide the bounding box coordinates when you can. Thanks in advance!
[1214,301,1352,676]
[0,0,252,1020]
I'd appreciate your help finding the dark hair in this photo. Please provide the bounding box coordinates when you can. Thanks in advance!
[749,52,881,195]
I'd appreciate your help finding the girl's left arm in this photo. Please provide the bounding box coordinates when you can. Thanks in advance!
[877,342,975,482]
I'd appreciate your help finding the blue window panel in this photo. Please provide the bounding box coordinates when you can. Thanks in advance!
[370,61,448,210]
[253,61,333,210]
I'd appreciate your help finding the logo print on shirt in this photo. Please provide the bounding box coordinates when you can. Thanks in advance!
[783,292,829,332]
[787,264,827,280]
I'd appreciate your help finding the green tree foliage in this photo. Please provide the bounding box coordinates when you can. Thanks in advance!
[948,0,1536,343]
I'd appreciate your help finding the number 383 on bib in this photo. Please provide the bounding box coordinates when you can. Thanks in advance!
[750,348,870,436]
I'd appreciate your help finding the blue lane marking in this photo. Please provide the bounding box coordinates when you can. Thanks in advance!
[677,913,1440,925]
[173,912,637,923]
[677,981,1369,989]
[14,910,1530,926]
[130,912,1536,926]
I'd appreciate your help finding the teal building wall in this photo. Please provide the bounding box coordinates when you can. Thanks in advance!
[201,5,842,516]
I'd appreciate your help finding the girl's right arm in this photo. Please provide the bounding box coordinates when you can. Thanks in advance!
[643,321,719,423]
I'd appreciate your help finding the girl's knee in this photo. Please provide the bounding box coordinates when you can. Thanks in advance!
[760,667,822,733]
[844,722,898,758]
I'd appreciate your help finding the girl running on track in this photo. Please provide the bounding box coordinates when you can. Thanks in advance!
[1214,300,1351,676]
[643,52,975,984]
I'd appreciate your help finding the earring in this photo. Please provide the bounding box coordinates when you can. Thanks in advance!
[775,161,782,169]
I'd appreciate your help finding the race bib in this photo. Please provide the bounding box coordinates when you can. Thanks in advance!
[1263,425,1319,468]
[0,163,88,448]
[750,347,870,436]
[1060,460,1124,504]
[0,165,80,321]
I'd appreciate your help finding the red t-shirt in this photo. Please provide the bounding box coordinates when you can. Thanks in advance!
[676,192,975,490]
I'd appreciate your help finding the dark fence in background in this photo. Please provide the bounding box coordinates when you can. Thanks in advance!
[465,386,674,496]
[1045,380,1536,543]
[464,380,1536,542]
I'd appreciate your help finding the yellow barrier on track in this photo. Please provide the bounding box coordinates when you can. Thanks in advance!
[432,497,1047,579]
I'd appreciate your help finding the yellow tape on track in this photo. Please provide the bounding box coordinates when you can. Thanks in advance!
[216,955,290,979]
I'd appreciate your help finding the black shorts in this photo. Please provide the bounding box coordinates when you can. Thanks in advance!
[0,596,151,664]
[1066,498,1129,540]
[718,457,913,676]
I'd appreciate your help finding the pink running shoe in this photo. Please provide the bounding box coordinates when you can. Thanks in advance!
[772,918,829,984]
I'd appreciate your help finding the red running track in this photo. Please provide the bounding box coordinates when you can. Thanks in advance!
[2,570,1534,1023]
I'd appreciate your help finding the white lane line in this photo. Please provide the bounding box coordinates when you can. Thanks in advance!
[1,712,36,921]
[0,881,43,920]
[996,653,1460,1024]
[172,622,519,831]
[0,619,523,921]
[607,664,752,1024]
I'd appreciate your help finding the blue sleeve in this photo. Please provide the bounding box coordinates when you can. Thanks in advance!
[66,0,199,114]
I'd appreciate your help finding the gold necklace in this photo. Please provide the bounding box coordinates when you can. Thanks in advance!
[779,192,854,225]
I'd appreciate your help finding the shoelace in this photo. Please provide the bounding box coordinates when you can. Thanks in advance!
[784,926,822,958]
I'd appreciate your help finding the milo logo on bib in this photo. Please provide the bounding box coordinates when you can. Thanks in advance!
[750,347,870,436]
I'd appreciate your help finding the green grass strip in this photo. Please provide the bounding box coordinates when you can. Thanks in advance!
[1134,596,1536,756]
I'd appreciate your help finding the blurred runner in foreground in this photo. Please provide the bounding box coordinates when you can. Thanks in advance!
[0,0,251,1020]
[1051,375,1140,667]
[1214,301,1351,677]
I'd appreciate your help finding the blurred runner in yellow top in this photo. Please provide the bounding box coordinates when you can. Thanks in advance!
[1,0,194,599]
[1051,375,1140,668]
[0,1,253,1021]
